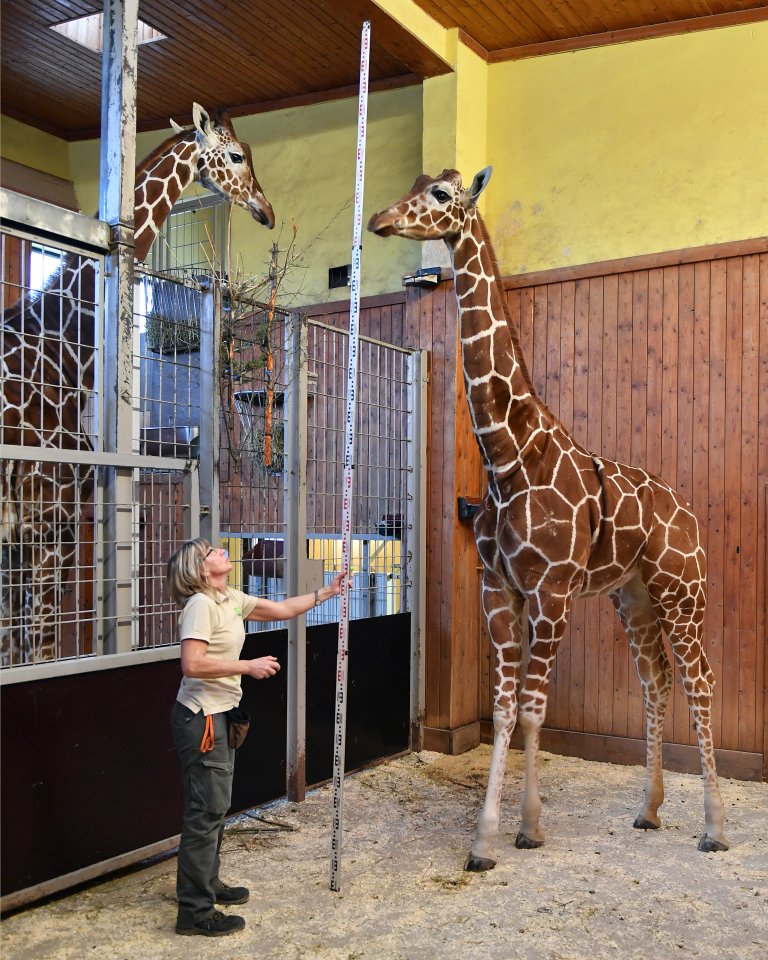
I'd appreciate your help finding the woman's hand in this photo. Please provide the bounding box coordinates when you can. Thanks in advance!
[244,655,281,680]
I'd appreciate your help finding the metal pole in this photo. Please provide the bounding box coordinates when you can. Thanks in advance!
[286,311,309,802]
[329,19,371,894]
[197,281,219,543]
[100,0,138,655]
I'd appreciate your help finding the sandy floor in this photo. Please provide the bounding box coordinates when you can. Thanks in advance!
[2,745,766,960]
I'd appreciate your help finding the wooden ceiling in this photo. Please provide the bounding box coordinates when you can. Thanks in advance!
[3,1,768,140]
[412,0,768,58]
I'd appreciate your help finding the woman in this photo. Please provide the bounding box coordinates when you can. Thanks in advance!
[167,537,346,938]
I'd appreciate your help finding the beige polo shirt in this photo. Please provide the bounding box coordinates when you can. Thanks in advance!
[176,588,260,716]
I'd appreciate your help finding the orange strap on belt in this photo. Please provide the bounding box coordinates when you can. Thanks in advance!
[200,714,215,753]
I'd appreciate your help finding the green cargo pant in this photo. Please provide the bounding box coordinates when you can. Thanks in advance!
[171,700,235,925]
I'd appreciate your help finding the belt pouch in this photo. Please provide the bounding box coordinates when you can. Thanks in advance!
[226,707,251,749]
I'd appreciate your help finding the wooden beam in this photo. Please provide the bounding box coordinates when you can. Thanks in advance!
[503,237,768,289]
[489,7,768,62]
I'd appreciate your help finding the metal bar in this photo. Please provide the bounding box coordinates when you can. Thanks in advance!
[330,18,371,894]
[100,0,139,656]
[308,317,412,354]
[0,446,193,471]
[197,282,219,542]
[0,190,111,251]
[406,350,428,751]
[285,313,309,802]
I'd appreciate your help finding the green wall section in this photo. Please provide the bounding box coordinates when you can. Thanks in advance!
[2,20,766,295]
[0,115,71,180]
[44,86,424,306]
[485,22,768,274]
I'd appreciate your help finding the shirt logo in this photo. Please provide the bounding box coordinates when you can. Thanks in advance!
[234,607,242,616]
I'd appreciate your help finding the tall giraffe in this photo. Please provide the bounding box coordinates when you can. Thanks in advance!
[368,167,728,867]
[1,104,274,666]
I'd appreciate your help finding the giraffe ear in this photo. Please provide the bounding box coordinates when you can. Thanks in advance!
[169,118,185,135]
[464,166,493,206]
[192,103,219,148]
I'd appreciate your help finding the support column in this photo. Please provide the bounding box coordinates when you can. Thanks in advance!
[99,0,138,655]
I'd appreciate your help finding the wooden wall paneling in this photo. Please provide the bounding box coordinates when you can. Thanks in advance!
[759,254,768,776]
[554,281,575,731]
[544,283,562,722]
[452,316,482,728]
[691,260,714,740]
[738,255,760,754]
[568,278,591,732]
[425,282,447,728]
[599,277,619,736]
[707,259,727,748]
[662,266,687,745]
[531,285,548,398]
[613,273,635,739]
[583,278,604,734]
[440,300,460,726]
[721,258,744,752]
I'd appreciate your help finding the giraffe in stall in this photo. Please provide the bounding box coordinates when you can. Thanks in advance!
[368,167,729,866]
[1,103,274,666]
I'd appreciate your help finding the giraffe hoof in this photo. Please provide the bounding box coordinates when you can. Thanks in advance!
[515,832,544,849]
[698,834,729,853]
[465,855,496,872]
[633,816,660,830]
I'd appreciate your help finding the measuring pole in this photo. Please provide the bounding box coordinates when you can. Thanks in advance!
[329,18,371,893]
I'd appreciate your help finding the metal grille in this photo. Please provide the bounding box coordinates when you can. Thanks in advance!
[2,225,104,666]
[219,301,290,630]
[2,200,421,669]
[135,270,204,460]
[306,322,411,623]
[148,195,227,277]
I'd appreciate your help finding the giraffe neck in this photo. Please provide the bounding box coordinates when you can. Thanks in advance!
[133,132,201,262]
[448,210,549,485]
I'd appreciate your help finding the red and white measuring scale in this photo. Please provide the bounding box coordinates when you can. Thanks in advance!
[329,19,371,894]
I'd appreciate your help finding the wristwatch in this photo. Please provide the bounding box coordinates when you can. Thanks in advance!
[314,588,320,606]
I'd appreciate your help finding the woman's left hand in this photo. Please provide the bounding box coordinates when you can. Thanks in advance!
[328,571,353,596]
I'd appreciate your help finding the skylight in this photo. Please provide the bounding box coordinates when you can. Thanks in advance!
[50,13,166,54]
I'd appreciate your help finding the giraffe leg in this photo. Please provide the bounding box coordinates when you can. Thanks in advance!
[611,575,671,831]
[514,592,571,851]
[465,574,525,872]
[645,568,729,852]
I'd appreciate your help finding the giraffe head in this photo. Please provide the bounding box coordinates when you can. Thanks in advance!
[367,167,492,243]
[190,104,275,228]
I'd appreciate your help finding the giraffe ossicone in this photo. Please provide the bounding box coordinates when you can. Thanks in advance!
[369,167,729,866]
[1,105,274,666]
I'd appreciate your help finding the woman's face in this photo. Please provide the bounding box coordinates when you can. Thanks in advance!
[202,546,232,578]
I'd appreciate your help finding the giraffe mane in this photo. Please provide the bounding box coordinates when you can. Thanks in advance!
[136,130,195,180]
[473,212,537,399]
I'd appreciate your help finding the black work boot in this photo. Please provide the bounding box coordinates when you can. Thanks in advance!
[176,910,246,937]
[214,882,250,905]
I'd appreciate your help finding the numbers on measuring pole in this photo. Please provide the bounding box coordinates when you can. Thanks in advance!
[329,19,370,895]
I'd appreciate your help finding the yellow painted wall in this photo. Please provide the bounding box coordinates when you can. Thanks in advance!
[0,115,71,180]
[69,86,423,304]
[485,22,768,275]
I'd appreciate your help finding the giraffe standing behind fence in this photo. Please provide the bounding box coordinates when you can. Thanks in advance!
[1,104,274,666]
[368,167,729,866]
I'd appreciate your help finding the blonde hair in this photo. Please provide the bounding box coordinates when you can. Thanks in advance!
[166,538,220,606]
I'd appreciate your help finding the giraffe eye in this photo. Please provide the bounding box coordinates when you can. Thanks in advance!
[433,189,451,203]
[229,152,244,164]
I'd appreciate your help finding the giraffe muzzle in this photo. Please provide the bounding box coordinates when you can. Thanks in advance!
[367,211,399,237]
[248,198,275,229]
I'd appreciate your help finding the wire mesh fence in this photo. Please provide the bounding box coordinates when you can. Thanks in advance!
[2,215,419,668]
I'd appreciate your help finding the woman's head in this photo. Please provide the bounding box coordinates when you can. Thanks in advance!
[166,538,219,605]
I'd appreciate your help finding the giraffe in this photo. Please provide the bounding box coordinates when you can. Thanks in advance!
[368,167,729,868]
[1,103,274,666]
